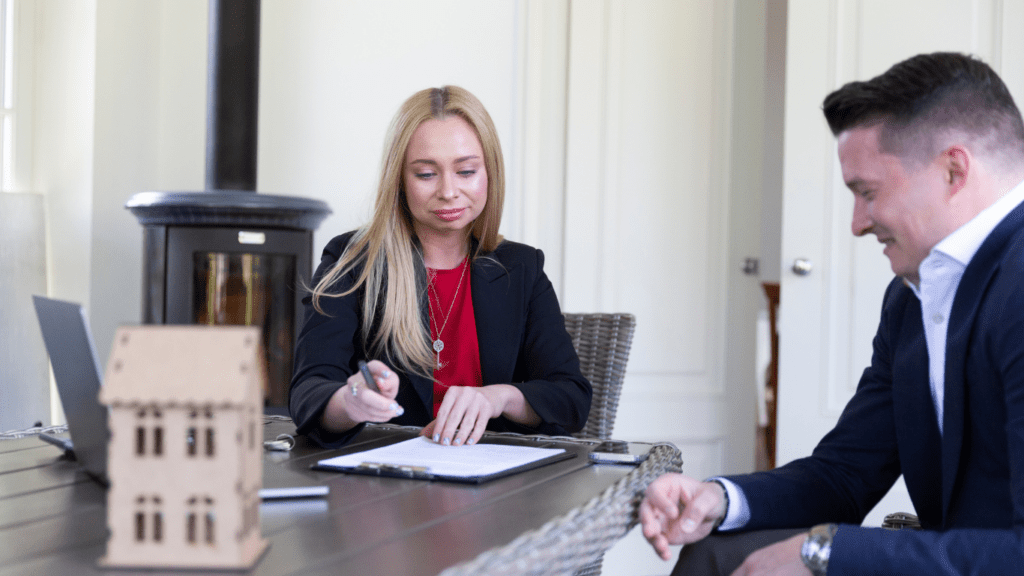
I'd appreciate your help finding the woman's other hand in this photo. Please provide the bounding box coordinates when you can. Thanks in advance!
[420,384,540,446]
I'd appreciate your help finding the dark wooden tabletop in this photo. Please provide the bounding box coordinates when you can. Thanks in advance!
[0,419,673,576]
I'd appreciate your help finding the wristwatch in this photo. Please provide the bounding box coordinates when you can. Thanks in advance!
[800,523,838,576]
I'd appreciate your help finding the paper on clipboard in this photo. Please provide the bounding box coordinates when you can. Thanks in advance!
[314,437,569,482]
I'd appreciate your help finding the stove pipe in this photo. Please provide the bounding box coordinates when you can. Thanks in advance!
[206,0,259,192]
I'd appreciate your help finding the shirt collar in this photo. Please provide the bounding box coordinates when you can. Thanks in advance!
[931,177,1024,267]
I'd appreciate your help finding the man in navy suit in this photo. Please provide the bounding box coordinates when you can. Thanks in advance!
[641,52,1024,575]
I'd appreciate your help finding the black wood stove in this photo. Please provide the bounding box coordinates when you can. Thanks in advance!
[126,0,330,408]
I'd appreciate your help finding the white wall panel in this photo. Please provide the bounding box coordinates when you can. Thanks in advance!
[0,193,47,430]
[567,2,757,570]
[517,0,569,295]
[564,0,741,466]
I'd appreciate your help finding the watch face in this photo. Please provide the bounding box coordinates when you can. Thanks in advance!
[800,524,837,576]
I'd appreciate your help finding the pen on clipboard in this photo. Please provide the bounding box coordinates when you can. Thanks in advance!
[358,360,380,393]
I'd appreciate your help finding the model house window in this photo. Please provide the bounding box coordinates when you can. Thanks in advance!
[135,407,163,457]
[134,495,163,543]
[206,509,216,544]
[153,425,163,456]
[187,409,198,456]
[153,511,163,542]
[205,427,215,456]
[187,407,216,457]
[186,495,215,546]
[204,407,215,456]
[135,511,145,541]
[135,426,145,456]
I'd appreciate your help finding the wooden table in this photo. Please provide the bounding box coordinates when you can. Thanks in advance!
[0,419,681,576]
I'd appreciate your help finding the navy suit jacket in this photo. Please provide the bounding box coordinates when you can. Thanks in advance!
[289,232,592,448]
[727,200,1024,573]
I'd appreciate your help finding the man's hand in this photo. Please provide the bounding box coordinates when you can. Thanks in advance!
[640,473,728,560]
[730,533,810,576]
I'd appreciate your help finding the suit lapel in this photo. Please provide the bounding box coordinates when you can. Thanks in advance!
[470,255,512,386]
[940,200,1024,522]
[892,292,944,527]
[407,261,434,414]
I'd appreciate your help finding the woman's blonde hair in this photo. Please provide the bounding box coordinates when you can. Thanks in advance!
[311,86,505,377]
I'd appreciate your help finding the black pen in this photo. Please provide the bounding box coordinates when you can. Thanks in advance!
[358,360,380,393]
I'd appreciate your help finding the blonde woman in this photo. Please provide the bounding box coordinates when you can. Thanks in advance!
[290,86,591,448]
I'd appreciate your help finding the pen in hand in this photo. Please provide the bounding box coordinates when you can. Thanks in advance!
[355,359,403,418]
[358,360,380,393]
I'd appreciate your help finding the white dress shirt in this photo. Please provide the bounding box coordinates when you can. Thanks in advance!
[908,178,1024,433]
[714,177,1024,531]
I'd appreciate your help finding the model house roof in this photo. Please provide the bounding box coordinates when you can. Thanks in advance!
[100,325,265,406]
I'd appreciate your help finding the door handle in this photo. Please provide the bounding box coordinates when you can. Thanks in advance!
[792,258,813,276]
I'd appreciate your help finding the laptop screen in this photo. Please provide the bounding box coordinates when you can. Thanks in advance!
[32,295,109,483]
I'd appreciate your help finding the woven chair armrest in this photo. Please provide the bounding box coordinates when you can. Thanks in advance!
[438,442,682,576]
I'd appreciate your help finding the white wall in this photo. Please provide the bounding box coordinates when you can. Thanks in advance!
[0,192,47,430]
[25,0,98,425]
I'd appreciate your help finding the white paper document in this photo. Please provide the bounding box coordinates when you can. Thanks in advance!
[316,437,566,479]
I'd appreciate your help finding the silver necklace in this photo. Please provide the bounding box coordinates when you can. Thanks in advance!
[428,257,468,369]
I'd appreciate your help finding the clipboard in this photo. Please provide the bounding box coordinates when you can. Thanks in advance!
[311,437,576,484]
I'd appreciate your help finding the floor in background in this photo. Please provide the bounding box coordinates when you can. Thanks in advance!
[602,525,681,576]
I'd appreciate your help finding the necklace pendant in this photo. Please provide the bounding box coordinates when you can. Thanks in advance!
[433,339,444,353]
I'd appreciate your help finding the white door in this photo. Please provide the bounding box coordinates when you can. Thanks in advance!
[558,1,762,572]
[777,0,1024,526]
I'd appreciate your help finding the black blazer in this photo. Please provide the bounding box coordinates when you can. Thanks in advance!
[727,199,1024,572]
[289,231,592,447]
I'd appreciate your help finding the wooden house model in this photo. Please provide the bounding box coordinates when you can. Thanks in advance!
[98,325,268,569]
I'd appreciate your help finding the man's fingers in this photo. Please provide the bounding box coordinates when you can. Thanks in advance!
[640,500,669,538]
[644,474,688,518]
[676,482,725,532]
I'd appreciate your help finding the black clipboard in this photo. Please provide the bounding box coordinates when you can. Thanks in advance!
[310,438,576,484]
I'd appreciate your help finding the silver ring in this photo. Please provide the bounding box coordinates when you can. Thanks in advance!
[351,382,359,397]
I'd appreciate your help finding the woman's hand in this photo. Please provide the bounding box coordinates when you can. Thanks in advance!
[321,360,403,433]
[420,384,540,446]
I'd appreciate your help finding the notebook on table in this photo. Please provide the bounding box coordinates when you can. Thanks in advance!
[313,436,574,484]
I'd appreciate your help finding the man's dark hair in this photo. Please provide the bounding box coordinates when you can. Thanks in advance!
[822,52,1024,166]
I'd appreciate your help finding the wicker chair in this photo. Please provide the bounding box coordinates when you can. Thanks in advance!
[563,313,636,441]
[439,442,682,576]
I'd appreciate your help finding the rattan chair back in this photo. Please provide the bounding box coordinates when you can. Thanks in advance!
[563,313,636,440]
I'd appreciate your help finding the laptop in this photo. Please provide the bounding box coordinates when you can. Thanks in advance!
[32,295,110,485]
[31,295,327,499]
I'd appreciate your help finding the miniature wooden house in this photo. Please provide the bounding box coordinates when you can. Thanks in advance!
[98,325,268,569]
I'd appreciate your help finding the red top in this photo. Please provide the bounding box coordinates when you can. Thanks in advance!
[427,258,482,417]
